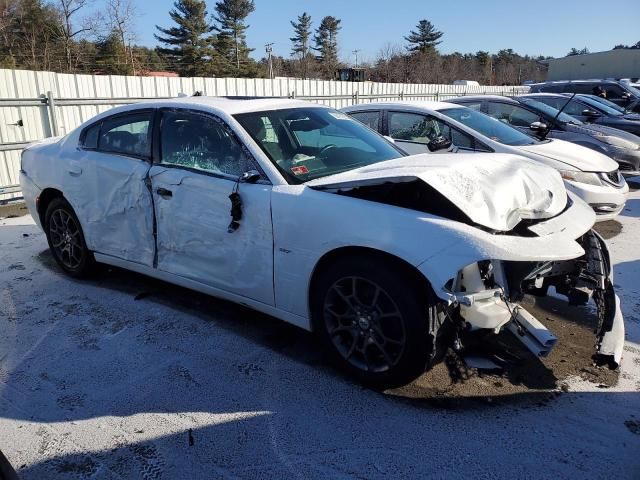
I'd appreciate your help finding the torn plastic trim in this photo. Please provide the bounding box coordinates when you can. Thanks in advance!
[591,231,624,368]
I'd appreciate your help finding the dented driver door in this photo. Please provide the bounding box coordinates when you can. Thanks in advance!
[148,108,275,306]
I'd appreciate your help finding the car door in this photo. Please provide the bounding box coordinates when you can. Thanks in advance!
[73,110,156,266]
[148,108,274,305]
[387,110,478,154]
[484,101,560,139]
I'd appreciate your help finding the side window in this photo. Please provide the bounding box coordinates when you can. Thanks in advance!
[389,112,438,143]
[348,111,381,132]
[388,111,474,149]
[487,103,539,127]
[540,84,564,93]
[160,110,254,177]
[564,99,589,116]
[603,85,625,99]
[98,113,152,158]
[568,83,595,94]
[459,101,482,111]
[81,123,100,149]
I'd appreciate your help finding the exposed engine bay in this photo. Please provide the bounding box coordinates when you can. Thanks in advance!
[446,230,624,368]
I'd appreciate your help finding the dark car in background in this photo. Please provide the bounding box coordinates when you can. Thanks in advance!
[528,80,640,113]
[523,93,640,136]
[449,95,640,174]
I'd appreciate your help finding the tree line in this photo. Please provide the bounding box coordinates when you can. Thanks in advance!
[0,0,629,84]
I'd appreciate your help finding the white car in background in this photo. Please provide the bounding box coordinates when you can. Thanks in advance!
[20,97,624,388]
[342,102,629,221]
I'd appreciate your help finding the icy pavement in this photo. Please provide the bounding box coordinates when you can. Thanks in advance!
[1,185,639,479]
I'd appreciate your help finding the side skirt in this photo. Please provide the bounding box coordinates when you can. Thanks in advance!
[93,253,311,331]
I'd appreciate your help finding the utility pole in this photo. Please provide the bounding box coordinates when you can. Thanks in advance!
[352,49,361,69]
[265,43,274,80]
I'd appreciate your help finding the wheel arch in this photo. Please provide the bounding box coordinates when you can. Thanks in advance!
[307,246,435,331]
[37,187,64,226]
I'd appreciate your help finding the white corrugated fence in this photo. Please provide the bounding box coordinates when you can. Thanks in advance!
[0,68,529,199]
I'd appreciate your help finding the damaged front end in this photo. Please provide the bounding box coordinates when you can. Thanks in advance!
[448,230,624,368]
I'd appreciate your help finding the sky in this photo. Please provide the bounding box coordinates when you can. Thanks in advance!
[90,0,640,63]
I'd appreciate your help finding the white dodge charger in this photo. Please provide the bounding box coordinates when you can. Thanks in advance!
[19,97,625,388]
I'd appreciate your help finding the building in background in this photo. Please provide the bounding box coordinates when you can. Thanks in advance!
[544,49,640,81]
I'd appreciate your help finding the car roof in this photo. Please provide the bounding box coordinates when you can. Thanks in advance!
[451,95,518,103]
[341,100,459,112]
[83,96,325,123]
[529,79,621,86]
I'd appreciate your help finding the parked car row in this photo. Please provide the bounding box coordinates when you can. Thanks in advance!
[342,95,636,221]
[20,95,626,387]
[528,79,640,113]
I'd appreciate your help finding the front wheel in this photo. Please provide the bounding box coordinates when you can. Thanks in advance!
[312,255,439,389]
[44,198,95,277]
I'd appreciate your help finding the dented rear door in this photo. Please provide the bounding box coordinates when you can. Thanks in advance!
[74,110,156,266]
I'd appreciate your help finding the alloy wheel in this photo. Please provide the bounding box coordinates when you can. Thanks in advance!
[323,276,407,372]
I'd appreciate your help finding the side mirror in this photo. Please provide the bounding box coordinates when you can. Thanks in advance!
[582,109,601,118]
[427,136,452,152]
[621,92,631,100]
[529,121,548,132]
[240,169,261,183]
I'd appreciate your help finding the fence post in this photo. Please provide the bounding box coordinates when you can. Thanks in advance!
[46,91,59,137]
[290,90,296,99]
[354,91,359,104]
[399,91,404,101]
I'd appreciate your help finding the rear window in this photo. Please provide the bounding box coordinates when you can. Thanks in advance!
[98,113,152,158]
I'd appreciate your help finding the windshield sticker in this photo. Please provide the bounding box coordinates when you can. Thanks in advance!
[291,165,309,175]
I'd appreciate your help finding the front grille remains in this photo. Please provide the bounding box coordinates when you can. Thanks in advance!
[601,170,624,187]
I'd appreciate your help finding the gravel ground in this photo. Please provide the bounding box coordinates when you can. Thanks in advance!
[1,184,639,479]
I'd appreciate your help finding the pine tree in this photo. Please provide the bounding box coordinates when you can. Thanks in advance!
[405,19,443,53]
[313,15,341,79]
[213,0,255,76]
[155,0,216,77]
[95,30,132,75]
[290,12,312,79]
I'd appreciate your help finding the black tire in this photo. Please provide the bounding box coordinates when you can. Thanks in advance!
[44,197,95,278]
[0,450,18,480]
[312,255,438,389]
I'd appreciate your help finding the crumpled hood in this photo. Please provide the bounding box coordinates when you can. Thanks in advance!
[517,138,619,172]
[308,153,568,232]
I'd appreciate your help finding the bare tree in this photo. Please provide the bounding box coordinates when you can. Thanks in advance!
[55,0,95,72]
[105,0,137,73]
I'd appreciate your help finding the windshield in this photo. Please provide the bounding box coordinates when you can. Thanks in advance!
[588,95,627,113]
[440,107,537,146]
[577,95,624,116]
[519,98,583,125]
[235,108,403,183]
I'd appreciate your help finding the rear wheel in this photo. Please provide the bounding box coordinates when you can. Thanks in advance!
[312,255,439,389]
[44,198,95,277]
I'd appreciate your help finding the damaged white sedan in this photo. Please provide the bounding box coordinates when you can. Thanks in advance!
[19,97,625,388]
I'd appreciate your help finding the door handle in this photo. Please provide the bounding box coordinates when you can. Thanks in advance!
[156,187,173,198]
[67,161,82,176]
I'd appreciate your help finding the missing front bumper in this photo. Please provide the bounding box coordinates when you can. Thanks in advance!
[447,230,625,369]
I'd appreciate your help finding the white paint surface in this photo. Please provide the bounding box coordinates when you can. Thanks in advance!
[0,182,639,478]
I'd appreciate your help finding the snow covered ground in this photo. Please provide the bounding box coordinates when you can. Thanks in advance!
[1,184,639,479]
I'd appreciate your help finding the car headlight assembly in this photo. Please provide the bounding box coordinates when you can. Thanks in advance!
[559,170,603,186]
